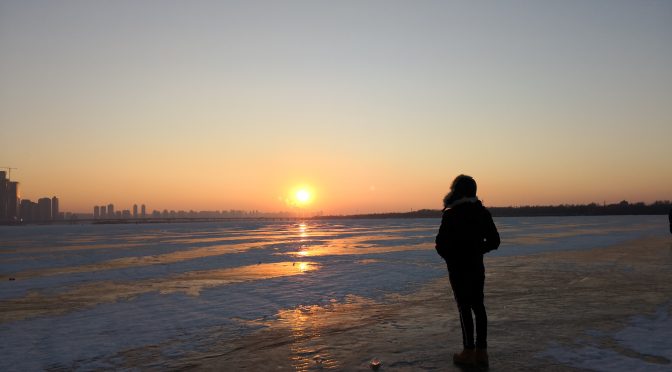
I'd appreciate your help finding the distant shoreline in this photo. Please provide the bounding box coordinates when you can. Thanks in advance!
[1,202,670,226]
[317,202,672,219]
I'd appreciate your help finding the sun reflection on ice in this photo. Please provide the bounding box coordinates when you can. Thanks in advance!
[295,223,311,257]
[279,305,340,371]
[298,223,308,239]
[295,262,310,272]
[1,261,321,323]
[270,296,382,371]
[285,233,433,258]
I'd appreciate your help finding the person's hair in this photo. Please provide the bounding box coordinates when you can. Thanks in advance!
[451,174,477,197]
[443,174,477,208]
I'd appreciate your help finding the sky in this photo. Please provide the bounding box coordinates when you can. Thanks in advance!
[1,0,671,214]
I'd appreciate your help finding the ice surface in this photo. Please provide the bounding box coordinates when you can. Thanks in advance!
[541,304,672,371]
[615,305,672,360]
[0,215,668,370]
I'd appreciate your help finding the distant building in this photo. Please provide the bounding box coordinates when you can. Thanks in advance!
[1,174,64,223]
[122,210,131,218]
[94,206,100,219]
[20,199,36,222]
[0,171,7,221]
[7,181,20,222]
[100,205,107,218]
[133,204,138,218]
[108,204,114,218]
[141,204,146,218]
[31,202,39,221]
[38,197,52,221]
[51,197,59,221]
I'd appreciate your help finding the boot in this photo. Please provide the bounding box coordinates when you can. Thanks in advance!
[453,348,475,365]
[475,348,489,368]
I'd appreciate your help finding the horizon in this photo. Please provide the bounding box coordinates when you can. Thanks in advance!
[3,171,670,215]
[2,1,671,215]
[6,169,670,217]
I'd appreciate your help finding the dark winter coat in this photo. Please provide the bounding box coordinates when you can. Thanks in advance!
[435,199,500,273]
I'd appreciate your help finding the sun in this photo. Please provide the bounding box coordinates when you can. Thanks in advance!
[295,189,311,204]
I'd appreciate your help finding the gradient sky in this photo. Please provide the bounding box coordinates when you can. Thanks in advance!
[1,0,671,214]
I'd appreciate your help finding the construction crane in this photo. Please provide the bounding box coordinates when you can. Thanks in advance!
[0,167,18,180]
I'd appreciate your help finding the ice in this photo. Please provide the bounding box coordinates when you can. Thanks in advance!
[492,215,666,257]
[0,215,669,370]
[541,305,672,371]
[615,306,672,360]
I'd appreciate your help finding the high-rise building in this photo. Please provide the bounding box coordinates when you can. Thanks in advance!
[0,171,7,221]
[20,199,35,222]
[38,197,52,221]
[133,204,138,218]
[7,181,20,222]
[100,205,107,218]
[51,197,59,221]
[107,204,114,218]
[30,201,39,221]
[94,206,100,219]
[141,204,146,218]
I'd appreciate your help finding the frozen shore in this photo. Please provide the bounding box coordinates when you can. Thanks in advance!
[187,236,672,371]
[1,217,669,370]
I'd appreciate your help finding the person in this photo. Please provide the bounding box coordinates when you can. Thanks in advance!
[668,207,671,234]
[435,175,500,367]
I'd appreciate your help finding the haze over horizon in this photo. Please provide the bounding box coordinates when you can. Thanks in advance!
[1,1,671,214]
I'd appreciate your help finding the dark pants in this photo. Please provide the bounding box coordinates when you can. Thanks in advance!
[449,269,487,349]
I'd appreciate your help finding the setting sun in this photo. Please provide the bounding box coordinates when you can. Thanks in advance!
[295,189,311,204]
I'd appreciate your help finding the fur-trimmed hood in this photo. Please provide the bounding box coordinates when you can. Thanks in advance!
[443,196,480,210]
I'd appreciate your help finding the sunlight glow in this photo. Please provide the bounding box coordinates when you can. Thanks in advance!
[295,189,311,204]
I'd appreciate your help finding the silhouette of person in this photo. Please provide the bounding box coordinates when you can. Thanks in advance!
[669,207,671,234]
[436,175,500,367]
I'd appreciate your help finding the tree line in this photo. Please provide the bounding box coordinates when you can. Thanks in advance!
[316,200,672,219]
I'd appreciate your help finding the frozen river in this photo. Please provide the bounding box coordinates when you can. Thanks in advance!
[0,215,668,370]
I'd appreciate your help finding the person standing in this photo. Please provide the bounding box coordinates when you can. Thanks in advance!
[436,175,500,367]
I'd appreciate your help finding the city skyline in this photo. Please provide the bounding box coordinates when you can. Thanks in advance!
[1,170,61,222]
[2,169,312,221]
[1,1,671,214]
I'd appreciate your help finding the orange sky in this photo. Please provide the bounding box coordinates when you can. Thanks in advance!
[1,1,671,213]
